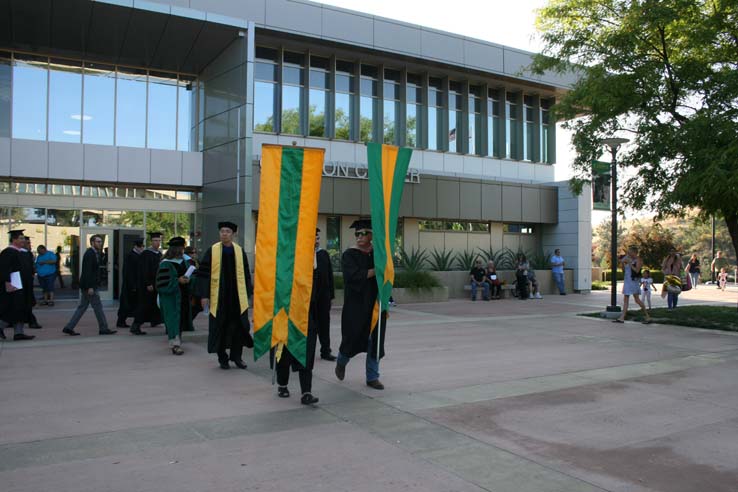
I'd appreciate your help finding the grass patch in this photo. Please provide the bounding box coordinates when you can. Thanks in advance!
[581,305,738,332]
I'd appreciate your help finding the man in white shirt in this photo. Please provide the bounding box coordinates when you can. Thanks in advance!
[550,249,566,295]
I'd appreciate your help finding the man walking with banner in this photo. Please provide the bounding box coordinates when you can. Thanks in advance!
[252,144,325,405]
[334,143,412,390]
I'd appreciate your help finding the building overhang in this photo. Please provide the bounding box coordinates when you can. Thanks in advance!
[0,0,244,74]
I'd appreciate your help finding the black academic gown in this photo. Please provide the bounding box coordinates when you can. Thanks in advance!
[339,248,387,359]
[194,244,253,354]
[20,250,38,326]
[117,249,141,321]
[314,248,334,356]
[0,247,32,325]
[134,248,162,324]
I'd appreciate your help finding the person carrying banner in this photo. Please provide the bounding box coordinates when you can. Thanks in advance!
[195,221,253,370]
[156,237,192,355]
[335,219,387,390]
[130,232,163,335]
[0,230,35,341]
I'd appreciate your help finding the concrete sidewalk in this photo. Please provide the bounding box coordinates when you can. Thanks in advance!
[1,290,737,491]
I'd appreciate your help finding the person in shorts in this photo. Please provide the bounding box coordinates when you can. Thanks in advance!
[35,245,58,306]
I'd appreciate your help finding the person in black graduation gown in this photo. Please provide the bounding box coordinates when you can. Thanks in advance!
[194,221,254,370]
[22,236,42,329]
[271,229,324,405]
[334,219,387,390]
[130,232,163,335]
[314,228,336,361]
[0,230,35,341]
[116,238,144,328]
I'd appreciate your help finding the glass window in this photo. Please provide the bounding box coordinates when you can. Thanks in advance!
[326,216,341,271]
[335,60,354,140]
[359,64,378,143]
[48,60,82,143]
[382,69,400,145]
[148,72,177,150]
[406,73,422,148]
[12,57,48,140]
[282,52,304,135]
[176,212,195,245]
[487,89,500,157]
[0,53,10,138]
[83,209,104,227]
[428,77,444,151]
[541,98,552,163]
[468,85,482,156]
[506,93,519,159]
[448,82,462,153]
[177,77,194,151]
[308,55,330,138]
[83,63,115,145]
[523,95,535,161]
[146,211,176,241]
[116,68,147,147]
[255,81,276,132]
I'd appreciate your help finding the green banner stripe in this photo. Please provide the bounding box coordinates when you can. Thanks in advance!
[274,147,304,315]
[367,143,388,298]
[253,319,273,361]
[287,319,308,368]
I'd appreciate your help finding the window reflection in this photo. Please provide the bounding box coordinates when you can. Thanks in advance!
[428,77,444,151]
[0,54,12,138]
[309,55,330,137]
[360,64,378,143]
[12,57,48,140]
[148,72,177,150]
[334,60,354,140]
[383,69,400,145]
[506,93,519,159]
[178,78,194,151]
[282,51,304,135]
[487,89,500,158]
[83,63,115,145]
[448,81,462,153]
[116,69,147,147]
[406,73,422,148]
[49,60,82,143]
[468,85,482,156]
[254,47,278,133]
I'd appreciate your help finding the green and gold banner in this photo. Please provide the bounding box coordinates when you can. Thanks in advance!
[367,142,412,329]
[253,144,324,366]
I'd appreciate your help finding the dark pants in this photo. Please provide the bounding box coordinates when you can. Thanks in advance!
[276,350,312,394]
[488,282,501,298]
[315,295,332,356]
[217,319,244,363]
[64,290,108,331]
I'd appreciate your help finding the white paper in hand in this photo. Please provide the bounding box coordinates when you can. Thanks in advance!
[184,265,196,278]
[10,271,23,290]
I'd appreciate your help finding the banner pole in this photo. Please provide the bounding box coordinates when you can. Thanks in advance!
[376,300,382,365]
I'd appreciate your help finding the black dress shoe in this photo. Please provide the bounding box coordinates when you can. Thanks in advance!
[278,386,290,398]
[335,363,345,381]
[62,328,80,336]
[321,353,337,361]
[99,329,117,335]
[366,379,385,390]
[130,328,147,335]
[116,321,130,328]
[219,361,230,370]
[14,333,35,341]
[301,393,319,405]
[232,359,248,370]
[28,323,43,329]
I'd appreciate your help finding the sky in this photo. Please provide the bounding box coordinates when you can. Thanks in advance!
[311,0,548,53]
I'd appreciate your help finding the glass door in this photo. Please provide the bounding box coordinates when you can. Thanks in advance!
[79,228,114,301]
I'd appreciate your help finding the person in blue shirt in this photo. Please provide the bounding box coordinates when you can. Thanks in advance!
[35,245,58,306]
[550,249,566,295]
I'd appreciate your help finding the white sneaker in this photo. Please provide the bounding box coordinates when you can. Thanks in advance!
[535,293,542,299]
[528,294,534,299]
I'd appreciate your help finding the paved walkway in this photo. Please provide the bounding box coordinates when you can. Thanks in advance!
[1,287,737,492]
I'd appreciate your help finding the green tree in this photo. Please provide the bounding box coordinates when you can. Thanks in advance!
[533,0,738,265]
[592,218,625,268]
[621,220,678,269]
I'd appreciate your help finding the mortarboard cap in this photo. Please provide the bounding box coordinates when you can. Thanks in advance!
[349,219,372,231]
[9,229,25,240]
[148,232,163,239]
[168,236,186,247]
[218,221,238,233]
[133,238,144,247]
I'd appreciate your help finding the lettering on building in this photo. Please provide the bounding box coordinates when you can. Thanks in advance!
[255,157,420,184]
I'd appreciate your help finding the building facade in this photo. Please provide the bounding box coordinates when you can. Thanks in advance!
[0,0,592,296]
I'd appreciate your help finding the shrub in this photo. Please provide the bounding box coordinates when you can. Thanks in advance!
[591,280,609,290]
[428,247,455,271]
[602,270,664,283]
[333,274,344,290]
[393,271,440,292]
[454,250,479,271]
[476,247,507,267]
[529,251,553,270]
[399,246,428,273]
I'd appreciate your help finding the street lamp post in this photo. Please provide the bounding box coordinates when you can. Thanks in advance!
[601,137,629,312]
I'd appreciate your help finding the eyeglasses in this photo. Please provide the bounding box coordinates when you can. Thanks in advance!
[354,231,371,237]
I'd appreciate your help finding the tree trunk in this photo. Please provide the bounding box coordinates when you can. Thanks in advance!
[725,213,738,268]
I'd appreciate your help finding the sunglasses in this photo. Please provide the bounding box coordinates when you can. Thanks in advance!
[354,231,371,237]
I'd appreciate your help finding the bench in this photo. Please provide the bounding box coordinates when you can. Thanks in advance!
[463,283,515,299]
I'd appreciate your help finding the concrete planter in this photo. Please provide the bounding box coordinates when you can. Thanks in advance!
[332,286,449,305]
